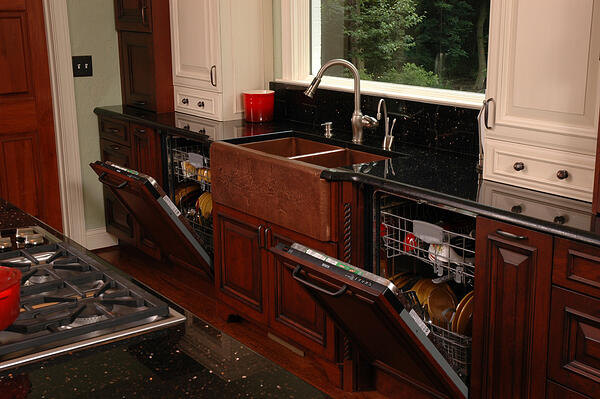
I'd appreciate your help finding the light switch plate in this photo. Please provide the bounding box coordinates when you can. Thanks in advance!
[72,55,93,77]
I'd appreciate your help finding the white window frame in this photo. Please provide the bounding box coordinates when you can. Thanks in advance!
[278,0,485,109]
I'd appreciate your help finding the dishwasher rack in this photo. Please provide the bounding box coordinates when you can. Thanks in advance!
[375,192,476,382]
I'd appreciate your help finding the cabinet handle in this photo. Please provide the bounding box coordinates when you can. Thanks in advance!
[141,4,147,24]
[135,101,147,106]
[183,124,190,130]
[181,98,189,105]
[199,128,206,134]
[556,170,569,180]
[496,229,527,240]
[110,145,120,151]
[134,128,146,134]
[510,205,522,214]
[264,227,271,246]
[553,215,567,225]
[107,128,120,133]
[257,225,264,248]
[513,162,525,171]
[483,98,494,129]
[210,65,217,87]
[98,172,128,189]
[197,101,205,108]
[292,265,348,297]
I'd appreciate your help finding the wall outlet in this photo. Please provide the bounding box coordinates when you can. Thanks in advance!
[72,55,93,77]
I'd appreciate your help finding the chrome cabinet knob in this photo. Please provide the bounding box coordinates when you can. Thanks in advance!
[556,170,569,180]
[513,162,525,171]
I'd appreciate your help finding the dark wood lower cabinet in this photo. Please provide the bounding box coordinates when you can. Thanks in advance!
[213,203,338,360]
[472,217,553,399]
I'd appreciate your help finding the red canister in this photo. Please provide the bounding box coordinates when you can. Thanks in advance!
[243,90,274,122]
[0,267,21,330]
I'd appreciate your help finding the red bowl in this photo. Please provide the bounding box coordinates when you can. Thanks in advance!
[243,90,274,123]
[0,267,21,330]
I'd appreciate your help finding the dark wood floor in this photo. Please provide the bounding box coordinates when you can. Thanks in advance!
[94,245,386,399]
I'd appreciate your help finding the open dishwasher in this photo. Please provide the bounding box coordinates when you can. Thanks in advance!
[270,190,475,399]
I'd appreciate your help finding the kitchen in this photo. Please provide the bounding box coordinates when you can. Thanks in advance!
[0,0,599,398]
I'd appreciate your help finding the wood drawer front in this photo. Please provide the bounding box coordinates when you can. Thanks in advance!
[99,118,130,146]
[174,86,222,120]
[548,286,600,398]
[547,381,593,399]
[484,139,594,202]
[554,238,600,299]
[174,113,220,139]
[100,139,131,167]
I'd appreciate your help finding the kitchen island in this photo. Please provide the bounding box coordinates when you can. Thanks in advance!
[0,200,329,399]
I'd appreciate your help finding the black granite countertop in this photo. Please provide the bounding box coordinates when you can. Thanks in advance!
[0,201,329,399]
[94,106,599,247]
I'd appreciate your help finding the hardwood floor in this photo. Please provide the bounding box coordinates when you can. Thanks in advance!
[94,245,387,399]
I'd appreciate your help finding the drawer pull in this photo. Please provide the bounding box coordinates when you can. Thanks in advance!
[107,128,120,133]
[496,229,527,240]
[257,225,264,248]
[110,145,120,151]
[135,128,146,134]
[199,128,206,134]
[293,265,348,297]
[553,215,567,225]
[210,65,217,87]
[513,162,525,171]
[135,101,147,106]
[181,98,189,105]
[511,205,523,214]
[197,101,205,108]
[183,124,190,130]
[556,170,569,180]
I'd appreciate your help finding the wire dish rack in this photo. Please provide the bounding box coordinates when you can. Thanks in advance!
[184,212,213,256]
[400,290,472,381]
[173,145,211,192]
[381,209,476,285]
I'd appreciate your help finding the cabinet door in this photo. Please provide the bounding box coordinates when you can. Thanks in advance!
[99,139,134,242]
[471,217,553,399]
[214,204,267,324]
[119,32,156,110]
[114,0,152,32]
[267,225,336,360]
[169,0,221,91]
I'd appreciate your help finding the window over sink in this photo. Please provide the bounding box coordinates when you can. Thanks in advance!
[278,0,489,108]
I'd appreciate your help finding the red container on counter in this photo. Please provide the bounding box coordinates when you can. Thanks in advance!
[0,266,21,330]
[243,90,274,123]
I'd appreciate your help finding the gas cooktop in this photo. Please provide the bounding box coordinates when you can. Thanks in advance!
[0,226,185,370]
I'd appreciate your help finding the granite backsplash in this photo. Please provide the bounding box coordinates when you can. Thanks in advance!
[270,82,480,157]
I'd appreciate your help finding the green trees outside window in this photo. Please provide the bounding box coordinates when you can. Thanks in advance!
[315,0,489,92]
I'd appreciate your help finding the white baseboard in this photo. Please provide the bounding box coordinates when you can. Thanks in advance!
[86,227,118,250]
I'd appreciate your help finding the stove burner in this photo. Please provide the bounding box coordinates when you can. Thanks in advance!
[0,237,11,250]
[68,304,112,327]
[15,228,34,242]
[24,234,43,246]
[25,270,53,285]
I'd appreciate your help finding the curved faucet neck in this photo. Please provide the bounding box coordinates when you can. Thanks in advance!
[315,59,361,111]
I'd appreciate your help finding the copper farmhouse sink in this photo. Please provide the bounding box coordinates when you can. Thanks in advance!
[211,136,389,241]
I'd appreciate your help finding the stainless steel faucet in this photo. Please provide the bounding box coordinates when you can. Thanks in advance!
[377,99,396,150]
[304,59,378,144]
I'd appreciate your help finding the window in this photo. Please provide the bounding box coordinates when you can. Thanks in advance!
[279,0,489,108]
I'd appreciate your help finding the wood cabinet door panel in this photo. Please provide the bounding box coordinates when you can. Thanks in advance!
[267,226,336,359]
[471,217,552,399]
[114,0,151,32]
[100,138,130,167]
[214,205,266,324]
[549,286,600,398]
[98,117,130,146]
[554,237,600,299]
[0,1,62,230]
[119,31,156,111]
[131,124,162,185]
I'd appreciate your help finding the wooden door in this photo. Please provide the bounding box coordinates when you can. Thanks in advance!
[114,0,152,32]
[99,138,134,242]
[214,204,267,324]
[118,31,156,111]
[0,0,62,230]
[267,224,336,360]
[471,217,553,399]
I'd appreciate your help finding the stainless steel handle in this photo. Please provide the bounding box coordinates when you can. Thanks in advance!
[483,98,494,129]
[134,128,146,134]
[107,128,120,133]
[197,101,205,108]
[556,170,569,180]
[135,101,147,106]
[181,98,189,105]
[264,227,271,246]
[496,229,527,240]
[110,145,120,151]
[141,5,146,24]
[210,65,217,87]
[513,162,525,171]
[257,225,264,248]
[292,265,348,297]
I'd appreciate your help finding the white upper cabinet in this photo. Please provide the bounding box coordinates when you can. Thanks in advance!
[170,0,221,92]
[169,0,273,120]
[484,0,600,201]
